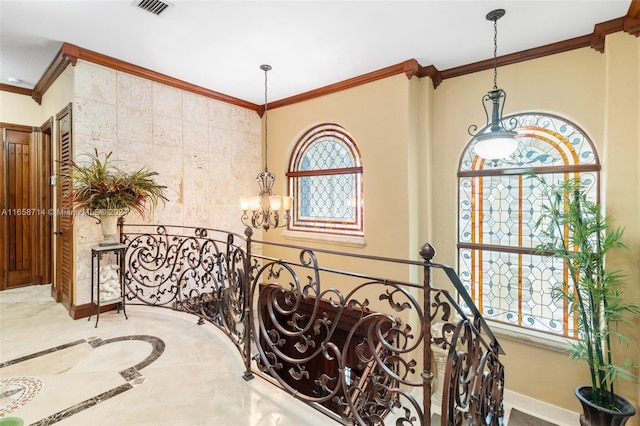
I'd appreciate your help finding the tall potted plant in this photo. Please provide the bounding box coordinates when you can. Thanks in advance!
[61,149,168,245]
[533,174,639,425]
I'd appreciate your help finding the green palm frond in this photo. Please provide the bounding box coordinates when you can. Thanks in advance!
[60,149,168,215]
[529,172,639,410]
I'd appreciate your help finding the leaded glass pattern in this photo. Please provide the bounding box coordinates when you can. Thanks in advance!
[288,124,363,235]
[458,113,600,337]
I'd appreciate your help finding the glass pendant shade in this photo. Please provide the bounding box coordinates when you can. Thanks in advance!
[474,131,518,160]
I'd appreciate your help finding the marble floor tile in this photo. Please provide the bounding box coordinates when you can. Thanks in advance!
[1,284,573,426]
[0,285,333,426]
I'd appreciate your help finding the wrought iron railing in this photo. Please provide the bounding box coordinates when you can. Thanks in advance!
[119,224,505,425]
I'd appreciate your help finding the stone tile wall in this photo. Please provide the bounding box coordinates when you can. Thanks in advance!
[72,60,261,304]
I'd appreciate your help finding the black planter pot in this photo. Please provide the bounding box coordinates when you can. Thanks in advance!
[575,386,636,426]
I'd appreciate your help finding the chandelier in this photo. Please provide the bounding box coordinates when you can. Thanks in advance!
[240,64,293,231]
[469,9,518,160]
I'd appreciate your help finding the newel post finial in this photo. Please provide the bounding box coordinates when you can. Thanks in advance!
[419,242,436,262]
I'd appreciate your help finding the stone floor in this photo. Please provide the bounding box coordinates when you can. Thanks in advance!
[0,284,568,425]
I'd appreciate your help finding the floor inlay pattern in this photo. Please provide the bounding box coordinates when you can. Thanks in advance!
[0,376,43,416]
[0,335,164,425]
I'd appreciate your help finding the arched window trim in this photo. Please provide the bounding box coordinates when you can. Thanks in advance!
[285,123,365,241]
[457,112,601,341]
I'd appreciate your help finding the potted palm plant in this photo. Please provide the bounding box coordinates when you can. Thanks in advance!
[533,174,639,425]
[61,149,168,245]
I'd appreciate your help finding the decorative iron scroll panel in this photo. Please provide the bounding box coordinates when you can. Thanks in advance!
[121,224,505,425]
[121,226,248,350]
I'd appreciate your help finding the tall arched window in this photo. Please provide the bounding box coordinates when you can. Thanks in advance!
[287,124,363,236]
[458,113,600,337]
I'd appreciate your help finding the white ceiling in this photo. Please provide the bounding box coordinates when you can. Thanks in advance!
[0,0,632,105]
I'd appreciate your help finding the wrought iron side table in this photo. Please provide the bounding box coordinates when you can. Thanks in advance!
[89,244,128,327]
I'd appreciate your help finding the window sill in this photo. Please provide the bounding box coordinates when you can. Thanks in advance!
[282,229,366,248]
[487,320,573,354]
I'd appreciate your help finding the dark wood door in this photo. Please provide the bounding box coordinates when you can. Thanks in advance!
[1,122,53,291]
[54,105,74,307]
[2,127,36,288]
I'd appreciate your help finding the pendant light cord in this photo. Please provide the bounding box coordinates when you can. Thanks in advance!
[263,66,269,173]
[493,17,498,90]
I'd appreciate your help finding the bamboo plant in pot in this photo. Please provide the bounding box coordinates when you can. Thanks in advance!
[533,174,639,426]
[61,149,168,245]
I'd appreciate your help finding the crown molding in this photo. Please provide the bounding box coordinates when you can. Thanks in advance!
[629,0,640,18]
[441,34,593,81]
[591,18,626,52]
[27,42,260,111]
[66,44,259,112]
[2,12,636,109]
[418,65,442,88]
[0,83,31,97]
[268,59,423,110]
[623,0,640,35]
[30,42,78,104]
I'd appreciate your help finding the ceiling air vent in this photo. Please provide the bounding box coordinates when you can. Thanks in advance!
[133,0,174,16]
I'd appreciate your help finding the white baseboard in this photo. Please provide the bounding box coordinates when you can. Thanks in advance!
[504,388,580,426]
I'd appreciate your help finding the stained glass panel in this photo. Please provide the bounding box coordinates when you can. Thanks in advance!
[300,139,353,170]
[299,175,355,221]
[288,124,363,235]
[458,113,599,337]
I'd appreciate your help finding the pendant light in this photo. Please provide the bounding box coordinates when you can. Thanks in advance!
[240,65,293,231]
[469,9,518,160]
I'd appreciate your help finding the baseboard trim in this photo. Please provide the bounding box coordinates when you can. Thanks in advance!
[70,302,117,320]
[504,388,579,426]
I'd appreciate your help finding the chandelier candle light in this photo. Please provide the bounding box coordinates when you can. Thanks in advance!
[469,9,518,160]
[241,64,293,231]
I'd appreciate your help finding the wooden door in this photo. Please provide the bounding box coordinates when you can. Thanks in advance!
[54,105,74,307]
[2,126,37,288]
[1,122,53,291]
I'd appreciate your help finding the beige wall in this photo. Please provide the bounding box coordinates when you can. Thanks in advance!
[40,65,75,124]
[602,31,640,414]
[266,75,419,267]
[263,33,640,417]
[0,65,75,127]
[0,91,42,126]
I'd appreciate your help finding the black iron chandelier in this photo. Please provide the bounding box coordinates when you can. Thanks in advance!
[469,9,518,160]
[240,65,292,231]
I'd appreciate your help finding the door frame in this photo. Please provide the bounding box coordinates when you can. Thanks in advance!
[39,118,53,288]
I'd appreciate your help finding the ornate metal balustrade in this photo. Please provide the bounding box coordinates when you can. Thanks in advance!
[120,224,505,425]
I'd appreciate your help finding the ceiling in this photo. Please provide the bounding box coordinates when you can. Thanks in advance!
[0,0,634,105]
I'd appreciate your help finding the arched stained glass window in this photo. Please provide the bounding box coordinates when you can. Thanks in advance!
[458,113,600,337]
[287,124,363,235]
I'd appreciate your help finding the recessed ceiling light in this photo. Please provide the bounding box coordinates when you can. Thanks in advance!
[7,77,23,85]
